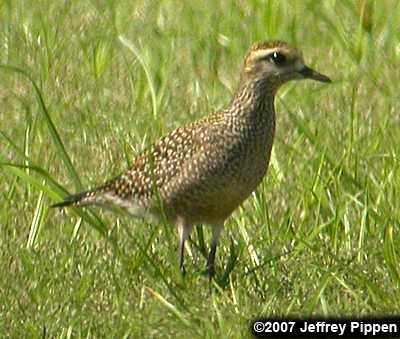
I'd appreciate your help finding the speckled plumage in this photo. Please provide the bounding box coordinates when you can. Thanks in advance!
[53,41,331,283]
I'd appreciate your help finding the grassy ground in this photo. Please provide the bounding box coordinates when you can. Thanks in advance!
[1,0,399,337]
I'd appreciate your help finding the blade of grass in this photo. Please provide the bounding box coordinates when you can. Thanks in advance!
[132,237,189,312]
[1,162,66,201]
[280,99,392,227]
[0,131,27,159]
[331,271,366,307]
[237,218,260,267]
[357,195,368,263]
[195,225,207,258]
[219,236,241,288]
[145,286,191,328]
[27,189,46,248]
[304,271,332,316]
[71,218,82,243]
[383,224,400,283]
[0,64,83,191]
[282,99,362,189]
[119,36,158,119]
[0,161,108,236]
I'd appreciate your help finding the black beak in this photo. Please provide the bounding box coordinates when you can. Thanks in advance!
[299,66,331,83]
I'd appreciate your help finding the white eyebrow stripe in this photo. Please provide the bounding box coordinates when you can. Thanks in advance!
[251,49,278,59]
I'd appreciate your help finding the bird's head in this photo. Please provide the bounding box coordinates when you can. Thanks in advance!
[242,41,331,91]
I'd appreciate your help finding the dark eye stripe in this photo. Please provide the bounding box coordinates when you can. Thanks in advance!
[267,51,286,65]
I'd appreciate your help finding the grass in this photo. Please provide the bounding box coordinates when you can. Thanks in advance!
[1,0,399,337]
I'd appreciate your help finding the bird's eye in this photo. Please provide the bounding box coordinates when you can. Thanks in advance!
[268,51,286,65]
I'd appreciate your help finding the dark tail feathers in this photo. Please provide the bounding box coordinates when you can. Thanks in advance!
[51,191,90,208]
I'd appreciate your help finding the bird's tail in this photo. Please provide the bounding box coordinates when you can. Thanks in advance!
[51,188,101,208]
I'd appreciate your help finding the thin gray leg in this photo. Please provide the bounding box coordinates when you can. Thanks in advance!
[178,222,192,276]
[207,223,223,285]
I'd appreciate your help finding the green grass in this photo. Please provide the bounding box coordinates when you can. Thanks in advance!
[1,0,399,337]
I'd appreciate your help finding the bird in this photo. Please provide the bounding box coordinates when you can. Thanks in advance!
[52,40,331,284]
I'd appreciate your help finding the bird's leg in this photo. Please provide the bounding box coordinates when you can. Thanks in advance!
[207,224,223,287]
[179,236,186,276]
[207,242,217,282]
[178,222,192,277]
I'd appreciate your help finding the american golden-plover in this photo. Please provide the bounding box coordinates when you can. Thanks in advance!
[53,41,331,282]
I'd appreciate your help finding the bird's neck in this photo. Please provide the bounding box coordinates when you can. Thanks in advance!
[230,77,277,126]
